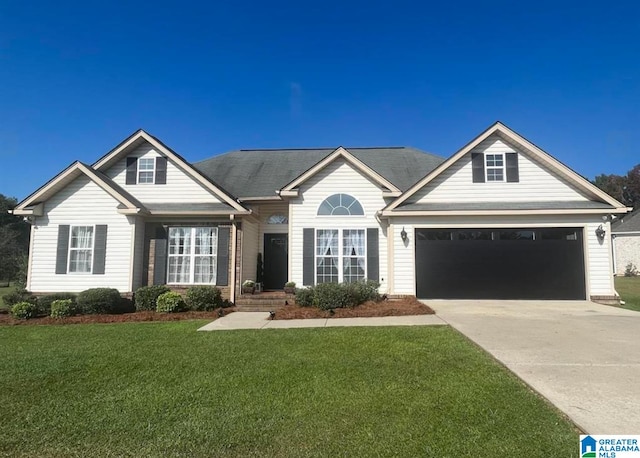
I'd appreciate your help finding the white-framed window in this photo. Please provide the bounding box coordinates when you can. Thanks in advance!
[68,225,94,273]
[317,194,364,216]
[137,157,155,184]
[167,227,218,284]
[315,228,366,284]
[485,153,505,182]
[267,214,288,224]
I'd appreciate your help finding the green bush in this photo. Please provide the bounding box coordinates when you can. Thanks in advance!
[313,283,358,310]
[296,281,380,310]
[2,289,37,307]
[50,299,78,318]
[185,286,222,311]
[156,291,188,313]
[11,302,38,320]
[38,293,77,316]
[348,280,381,304]
[134,285,171,311]
[295,287,315,307]
[77,288,123,314]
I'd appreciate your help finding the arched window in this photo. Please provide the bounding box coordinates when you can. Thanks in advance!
[317,194,364,216]
[267,214,288,224]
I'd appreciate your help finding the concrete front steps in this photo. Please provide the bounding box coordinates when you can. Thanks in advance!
[235,292,296,312]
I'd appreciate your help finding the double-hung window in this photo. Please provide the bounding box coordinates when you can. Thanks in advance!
[485,153,505,182]
[68,225,94,273]
[168,227,217,284]
[138,158,155,184]
[316,229,365,284]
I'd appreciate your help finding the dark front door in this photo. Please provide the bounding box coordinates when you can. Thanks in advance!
[263,234,288,290]
[415,227,586,300]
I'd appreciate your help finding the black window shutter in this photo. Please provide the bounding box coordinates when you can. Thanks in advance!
[92,225,108,274]
[303,228,314,286]
[153,226,168,285]
[366,228,379,282]
[126,157,138,185]
[506,153,519,182]
[471,153,485,183]
[155,157,167,184]
[216,227,230,286]
[55,225,70,274]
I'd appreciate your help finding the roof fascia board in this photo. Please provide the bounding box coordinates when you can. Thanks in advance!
[146,209,252,216]
[280,147,401,193]
[15,162,140,212]
[381,207,629,217]
[385,121,627,211]
[384,123,500,211]
[493,123,626,208]
[93,130,248,213]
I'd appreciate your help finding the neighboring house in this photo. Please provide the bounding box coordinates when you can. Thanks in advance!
[612,209,640,275]
[11,122,629,303]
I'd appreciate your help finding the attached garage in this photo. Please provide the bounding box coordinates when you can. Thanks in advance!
[415,228,586,300]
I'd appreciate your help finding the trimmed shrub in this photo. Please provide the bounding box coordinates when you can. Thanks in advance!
[50,299,78,318]
[312,282,358,310]
[295,287,315,307]
[186,286,222,311]
[348,280,381,304]
[156,291,188,313]
[134,285,171,311]
[221,299,234,308]
[3,289,37,307]
[77,288,122,314]
[11,302,38,320]
[38,293,77,316]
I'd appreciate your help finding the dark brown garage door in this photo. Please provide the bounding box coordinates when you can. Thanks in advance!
[415,228,586,300]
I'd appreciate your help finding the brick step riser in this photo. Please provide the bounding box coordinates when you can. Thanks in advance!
[236,305,286,312]
[235,300,295,306]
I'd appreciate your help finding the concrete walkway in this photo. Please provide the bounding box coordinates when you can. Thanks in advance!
[429,300,640,434]
[197,312,445,331]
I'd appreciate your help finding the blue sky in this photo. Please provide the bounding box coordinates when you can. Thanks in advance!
[1,0,638,200]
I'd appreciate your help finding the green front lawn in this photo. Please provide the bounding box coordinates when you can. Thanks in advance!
[0,323,579,457]
[615,276,640,311]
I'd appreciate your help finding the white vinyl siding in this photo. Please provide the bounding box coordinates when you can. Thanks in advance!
[289,159,388,292]
[390,214,615,298]
[105,142,223,204]
[412,135,590,203]
[29,175,134,292]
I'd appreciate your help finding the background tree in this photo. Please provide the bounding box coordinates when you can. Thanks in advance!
[592,163,640,208]
[0,194,30,284]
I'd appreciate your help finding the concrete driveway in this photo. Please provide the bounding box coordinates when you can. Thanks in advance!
[428,300,640,434]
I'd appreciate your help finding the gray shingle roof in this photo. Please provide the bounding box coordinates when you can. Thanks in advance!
[193,147,445,198]
[144,202,237,214]
[395,201,615,212]
[612,210,640,232]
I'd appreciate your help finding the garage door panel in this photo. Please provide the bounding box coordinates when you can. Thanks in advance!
[415,228,586,300]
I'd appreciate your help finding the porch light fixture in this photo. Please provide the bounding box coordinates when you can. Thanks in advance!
[400,227,408,241]
[595,224,606,240]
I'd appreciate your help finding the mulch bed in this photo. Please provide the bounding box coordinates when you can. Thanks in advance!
[275,296,434,320]
[0,309,235,326]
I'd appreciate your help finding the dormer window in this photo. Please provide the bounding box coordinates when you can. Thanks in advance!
[138,158,156,184]
[485,154,505,182]
[125,156,167,185]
